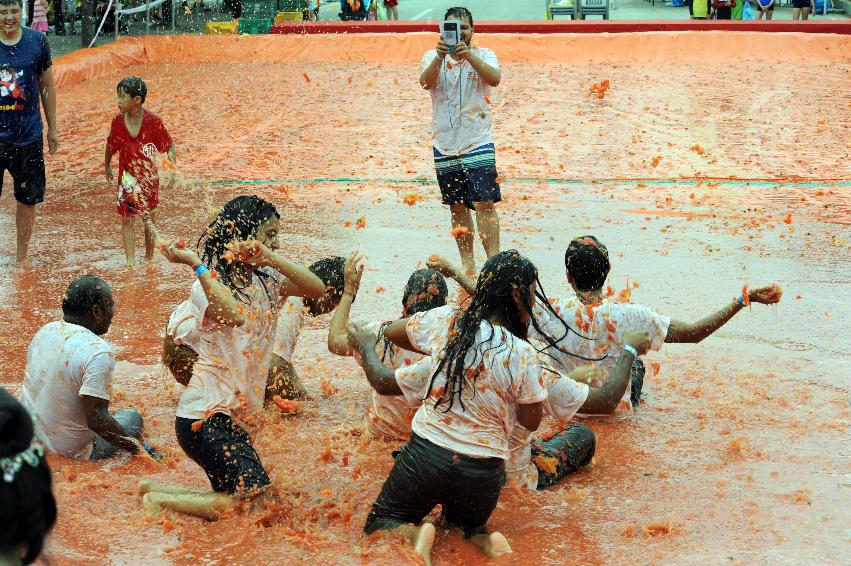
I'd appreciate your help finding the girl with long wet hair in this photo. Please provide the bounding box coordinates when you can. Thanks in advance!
[346,250,559,564]
[137,195,326,519]
[327,255,449,441]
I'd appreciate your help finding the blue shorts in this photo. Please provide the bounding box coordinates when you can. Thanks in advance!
[433,144,501,210]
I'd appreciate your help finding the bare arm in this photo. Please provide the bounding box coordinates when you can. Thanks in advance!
[419,41,449,90]
[515,401,544,432]
[382,318,428,355]
[82,396,141,454]
[104,143,114,182]
[38,68,58,154]
[427,254,476,295]
[262,252,326,299]
[579,331,651,415]
[665,285,782,344]
[347,324,403,396]
[464,51,501,87]
[327,252,363,355]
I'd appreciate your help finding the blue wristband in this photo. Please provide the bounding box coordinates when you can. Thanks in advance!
[622,344,638,358]
[143,444,153,454]
[194,263,209,277]
[736,295,746,306]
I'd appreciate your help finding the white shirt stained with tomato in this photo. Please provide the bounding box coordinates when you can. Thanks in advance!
[272,297,306,361]
[363,320,423,441]
[531,297,670,414]
[176,271,285,430]
[506,370,590,490]
[422,47,499,156]
[404,305,547,460]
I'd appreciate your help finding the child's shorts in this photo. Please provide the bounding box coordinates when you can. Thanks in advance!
[433,144,502,210]
[175,413,271,494]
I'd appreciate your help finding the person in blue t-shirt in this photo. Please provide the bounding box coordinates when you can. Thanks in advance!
[0,0,58,262]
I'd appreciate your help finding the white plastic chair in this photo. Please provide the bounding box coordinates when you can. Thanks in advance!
[579,0,610,19]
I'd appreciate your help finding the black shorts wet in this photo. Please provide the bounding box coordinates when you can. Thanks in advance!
[0,138,46,206]
[175,413,271,495]
[433,144,502,210]
[531,423,596,489]
[364,432,505,538]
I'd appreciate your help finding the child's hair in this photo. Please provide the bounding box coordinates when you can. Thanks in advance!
[0,388,57,565]
[116,76,147,104]
[376,269,449,365]
[197,195,280,303]
[564,235,611,292]
[308,257,345,297]
[444,6,473,26]
[62,274,110,318]
[427,250,596,412]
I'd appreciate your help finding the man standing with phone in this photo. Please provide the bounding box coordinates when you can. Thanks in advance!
[419,7,501,277]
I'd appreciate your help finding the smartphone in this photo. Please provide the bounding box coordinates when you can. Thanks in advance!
[440,20,459,54]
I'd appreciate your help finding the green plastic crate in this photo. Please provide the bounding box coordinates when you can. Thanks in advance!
[242,0,277,18]
[239,18,272,34]
[277,0,307,11]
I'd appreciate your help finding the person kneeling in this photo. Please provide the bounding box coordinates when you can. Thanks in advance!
[20,275,147,460]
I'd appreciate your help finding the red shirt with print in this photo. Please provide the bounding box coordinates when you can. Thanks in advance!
[106,110,172,216]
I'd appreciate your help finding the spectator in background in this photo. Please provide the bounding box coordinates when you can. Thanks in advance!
[792,0,813,19]
[711,0,734,18]
[383,0,398,20]
[755,0,774,19]
[0,387,57,566]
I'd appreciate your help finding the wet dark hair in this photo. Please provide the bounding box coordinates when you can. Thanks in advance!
[565,235,611,292]
[376,269,449,366]
[427,250,589,413]
[309,256,345,297]
[62,275,111,318]
[0,388,56,565]
[444,6,473,26]
[197,195,280,303]
[117,76,147,104]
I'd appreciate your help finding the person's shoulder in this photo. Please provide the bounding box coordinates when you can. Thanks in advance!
[20,27,46,44]
[144,110,167,126]
[110,112,124,124]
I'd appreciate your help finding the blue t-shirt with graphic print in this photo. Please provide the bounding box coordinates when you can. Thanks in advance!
[0,28,52,146]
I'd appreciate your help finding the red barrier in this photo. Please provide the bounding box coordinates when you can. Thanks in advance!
[271,19,851,35]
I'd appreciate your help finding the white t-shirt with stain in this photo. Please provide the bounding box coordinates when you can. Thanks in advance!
[403,305,548,460]
[20,321,115,460]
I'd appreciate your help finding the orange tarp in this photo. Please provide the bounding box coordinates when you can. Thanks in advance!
[53,32,851,89]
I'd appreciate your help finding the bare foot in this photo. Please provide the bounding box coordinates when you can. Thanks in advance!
[141,493,163,516]
[471,531,512,558]
[413,523,436,566]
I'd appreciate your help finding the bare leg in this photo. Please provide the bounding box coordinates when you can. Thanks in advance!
[470,531,512,558]
[142,491,237,520]
[801,7,809,18]
[144,207,158,260]
[449,203,476,275]
[389,5,398,19]
[265,355,309,402]
[792,7,800,18]
[397,523,436,566]
[472,201,500,259]
[15,203,36,262]
[138,479,209,496]
[121,216,136,267]
[766,9,773,19]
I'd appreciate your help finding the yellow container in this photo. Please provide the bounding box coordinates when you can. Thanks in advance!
[274,11,303,24]
[205,21,239,35]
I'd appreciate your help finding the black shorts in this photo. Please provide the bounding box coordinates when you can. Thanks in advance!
[364,432,505,538]
[175,413,271,495]
[433,144,502,210]
[531,423,596,489]
[0,138,46,206]
[714,6,732,18]
[792,0,810,6]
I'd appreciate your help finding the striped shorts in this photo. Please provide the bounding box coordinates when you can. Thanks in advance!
[433,143,502,209]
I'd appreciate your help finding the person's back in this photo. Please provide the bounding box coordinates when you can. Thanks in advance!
[20,321,115,459]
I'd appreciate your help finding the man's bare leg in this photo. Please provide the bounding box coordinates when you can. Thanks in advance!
[397,523,436,566]
[449,202,476,275]
[470,531,512,558]
[16,203,36,262]
[121,216,136,267]
[142,491,237,520]
[473,200,500,259]
[144,207,158,260]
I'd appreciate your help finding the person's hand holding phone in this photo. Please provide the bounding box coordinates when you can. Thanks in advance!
[453,42,471,61]
[436,39,450,60]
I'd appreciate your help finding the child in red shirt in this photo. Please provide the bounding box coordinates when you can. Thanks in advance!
[104,76,176,267]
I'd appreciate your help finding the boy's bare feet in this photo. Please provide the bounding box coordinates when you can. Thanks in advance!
[413,523,436,566]
[471,531,512,558]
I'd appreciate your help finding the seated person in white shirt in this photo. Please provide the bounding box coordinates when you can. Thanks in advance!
[162,256,346,401]
[327,253,449,441]
[19,275,147,460]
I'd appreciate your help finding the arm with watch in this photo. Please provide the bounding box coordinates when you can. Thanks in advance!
[576,331,652,415]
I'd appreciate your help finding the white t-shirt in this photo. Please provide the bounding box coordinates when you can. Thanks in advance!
[167,299,200,350]
[403,305,548,460]
[506,369,590,490]
[272,297,306,361]
[422,47,500,156]
[363,320,423,441]
[531,297,670,414]
[176,271,285,430]
[19,321,115,460]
